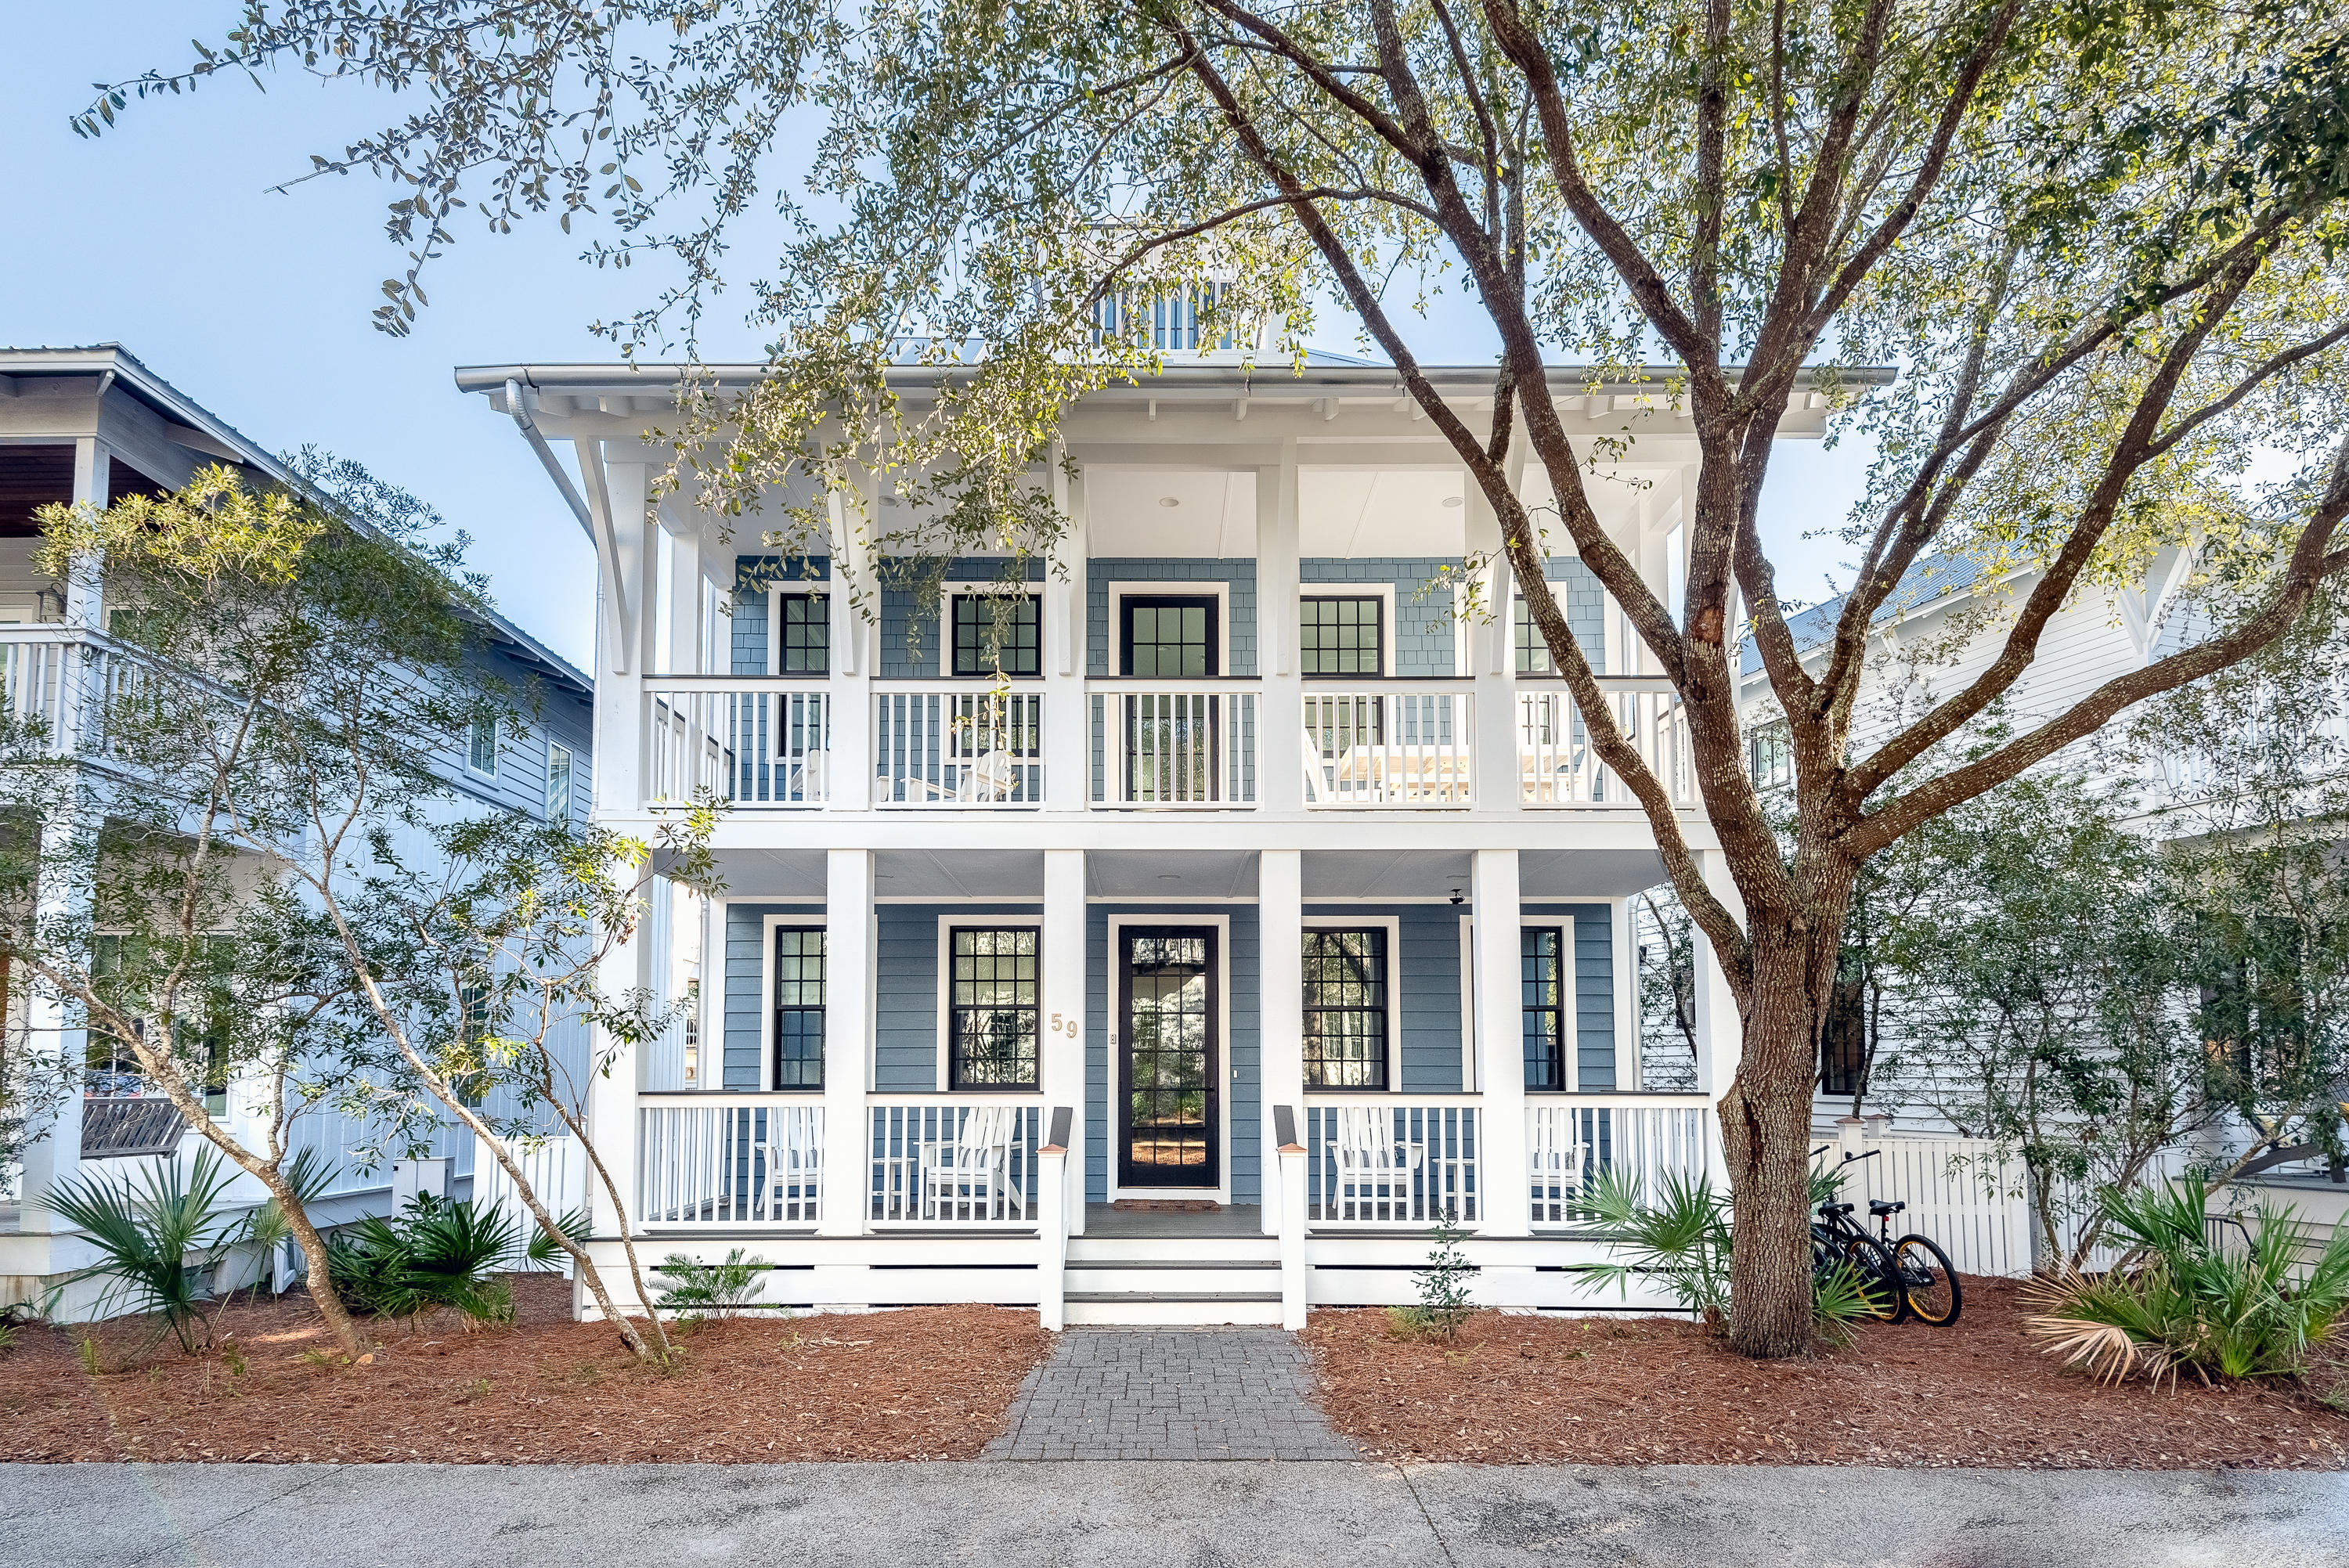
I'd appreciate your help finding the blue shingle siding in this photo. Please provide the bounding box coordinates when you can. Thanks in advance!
[730,554,829,676]
[1526,902,1616,1089]
[1084,907,1260,1205]
[1085,559,1259,676]
[722,903,824,1087]
[875,557,1045,678]
[1300,558,1459,676]
[1535,558,1608,674]
[875,903,1045,1090]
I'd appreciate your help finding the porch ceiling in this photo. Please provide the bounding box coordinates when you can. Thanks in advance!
[1087,849,1257,899]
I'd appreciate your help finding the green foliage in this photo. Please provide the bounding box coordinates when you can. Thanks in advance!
[327,1194,522,1326]
[2026,1173,2349,1387]
[1582,1166,1871,1341]
[521,1208,590,1273]
[655,1250,768,1321]
[1394,1213,1477,1339]
[45,1145,251,1354]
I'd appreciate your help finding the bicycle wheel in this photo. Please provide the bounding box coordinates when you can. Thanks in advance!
[1893,1235,1962,1326]
[1840,1235,1906,1323]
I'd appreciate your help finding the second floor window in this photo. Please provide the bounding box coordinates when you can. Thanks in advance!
[1301,596,1383,677]
[773,928,826,1089]
[1121,595,1218,677]
[950,928,1039,1087]
[1522,928,1567,1090]
[778,592,829,674]
[1303,928,1387,1088]
[1749,719,1792,789]
[546,744,572,822]
[1514,598,1555,674]
[467,715,497,776]
[951,593,1041,677]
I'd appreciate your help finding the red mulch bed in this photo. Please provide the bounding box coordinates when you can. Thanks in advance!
[0,1275,1052,1463]
[1308,1278,2349,1468]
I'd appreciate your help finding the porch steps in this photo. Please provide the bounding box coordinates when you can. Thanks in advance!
[1063,1227,1283,1325]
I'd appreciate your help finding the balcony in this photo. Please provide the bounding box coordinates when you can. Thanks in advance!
[872,685,1043,807]
[645,679,832,806]
[1302,684,1473,808]
[1517,679,1694,807]
[1088,681,1261,808]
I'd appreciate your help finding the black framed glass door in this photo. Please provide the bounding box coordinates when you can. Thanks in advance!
[1118,926,1219,1187]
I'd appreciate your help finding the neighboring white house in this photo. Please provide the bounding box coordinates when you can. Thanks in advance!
[467,350,1906,1324]
[0,345,597,1317]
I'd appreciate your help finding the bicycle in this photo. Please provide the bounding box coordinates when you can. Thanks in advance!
[1809,1146,1965,1328]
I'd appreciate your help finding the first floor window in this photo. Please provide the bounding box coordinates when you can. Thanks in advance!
[950,928,1039,1087]
[1522,928,1567,1090]
[1303,928,1387,1088]
[1300,595,1383,676]
[546,744,573,822]
[778,592,829,674]
[951,593,1041,676]
[773,928,826,1088]
[467,713,497,775]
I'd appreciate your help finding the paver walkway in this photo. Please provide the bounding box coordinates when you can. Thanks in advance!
[983,1328,1359,1460]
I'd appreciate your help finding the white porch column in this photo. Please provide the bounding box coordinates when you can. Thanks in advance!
[819,848,875,1235]
[1042,455,1090,813]
[1258,848,1304,1237]
[1465,467,1517,816]
[588,454,650,812]
[14,813,88,1240]
[1257,445,1304,812]
[1471,847,1530,1236]
[826,486,873,811]
[63,438,109,632]
[586,882,649,1263]
[1690,848,1745,1101]
[1040,848,1086,1235]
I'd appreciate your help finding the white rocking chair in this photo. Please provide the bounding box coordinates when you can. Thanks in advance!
[1329,1107,1425,1222]
[923,1105,1014,1220]
[1526,1114,1586,1226]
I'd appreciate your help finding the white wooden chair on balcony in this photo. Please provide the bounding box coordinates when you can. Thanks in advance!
[923,1105,1015,1220]
[904,748,1021,804]
[761,1108,824,1224]
[1526,1108,1586,1227]
[1329,1106,1425,1222]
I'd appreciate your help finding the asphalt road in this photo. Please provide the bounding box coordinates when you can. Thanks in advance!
[3,1462,2341,1567]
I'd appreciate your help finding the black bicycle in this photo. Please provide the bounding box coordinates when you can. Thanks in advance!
[1809,1147,1963,1327]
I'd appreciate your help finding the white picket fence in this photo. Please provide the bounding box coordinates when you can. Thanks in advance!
[473,1132,589,1274]
[1823,1134,2032,1278]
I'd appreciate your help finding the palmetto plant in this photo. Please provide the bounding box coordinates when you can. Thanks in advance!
[46,1144,251,1354]
[327,1194,522,1326]
[2025,1174,2349,1387]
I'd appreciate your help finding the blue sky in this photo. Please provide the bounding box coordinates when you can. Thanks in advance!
[4,3,1871,671]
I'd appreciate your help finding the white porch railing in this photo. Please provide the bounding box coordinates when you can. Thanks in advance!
[868,1098,1044,1224]
[1304,1098,1481,1226]
[0,628,146,758]
[637,1095,824,1227]
[1303,684,1473,807]
[872,685,1042,806]
[1527,1095,1719,1224]
[1088,681,1260,807]
[643,679,830,807]
[1518,679,1694,806]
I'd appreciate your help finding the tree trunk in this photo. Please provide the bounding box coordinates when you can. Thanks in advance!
[265,1170,370,1360]
[1718,935,1832,1358]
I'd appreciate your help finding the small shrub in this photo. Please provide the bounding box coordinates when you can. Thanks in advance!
[1405,1213,1477,1339]
[47,1146,250,1354]
[2025,1173,2349,1387]
[327,1194,522,1326]
[221,1340,248,1379]
[521,1209,589,1272]
[655,1249,767,1321]
[78,1336,102,1375]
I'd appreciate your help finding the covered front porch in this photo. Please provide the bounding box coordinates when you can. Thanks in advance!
[590,843,1741,1325]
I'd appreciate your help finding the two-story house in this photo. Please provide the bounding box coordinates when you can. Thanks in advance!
[0,345,596,1316]
[468,352,1873,1326]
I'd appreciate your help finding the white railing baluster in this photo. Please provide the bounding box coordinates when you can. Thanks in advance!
[865,1099,1042,1225]
[1301,685,1473,807]
[1087,682,1261,808]
[637,1096,824,1227]
[1302,1098,1481,1226]
[871,684,1042,807]
[640,680,828,808]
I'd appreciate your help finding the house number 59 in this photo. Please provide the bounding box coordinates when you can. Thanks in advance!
[1048,1011,1081,1038]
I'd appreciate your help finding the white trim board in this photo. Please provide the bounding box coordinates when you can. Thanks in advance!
[1103,579,1234,676]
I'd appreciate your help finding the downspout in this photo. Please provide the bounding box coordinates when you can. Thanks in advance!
[505,377,594,540]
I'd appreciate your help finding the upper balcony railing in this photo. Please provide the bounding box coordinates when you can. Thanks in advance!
[637,672,1701,814]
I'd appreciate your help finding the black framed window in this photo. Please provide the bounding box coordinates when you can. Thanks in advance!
[951,593,1041,676]
[773,928,826,1089]
[950,928,1039,1087]
[1120,595,1218,677]
[1303,928,1388,1089]
[1514,598,1556,674]
[1522,928,1567,1090]
[1749,720,1792,789]
[778,593,830,675]
[1300,596,1383,676]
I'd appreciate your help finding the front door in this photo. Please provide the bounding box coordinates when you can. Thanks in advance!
[1118,926,1219,1188]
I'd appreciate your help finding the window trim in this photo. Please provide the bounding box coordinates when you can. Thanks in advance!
[765,920,828,1093]
[1115,590,1225,679]
[1297,588,1395,679]
[1106,581,1231,678]
[1300,917,1400,1091]
[1520,925,1573,1093]
[947,587,1045,679]
[1105,913,1233,1203]
[545,742,573,823]
[939,921,1044,1090]
[464,713,498,778]
[768,586,832,677]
